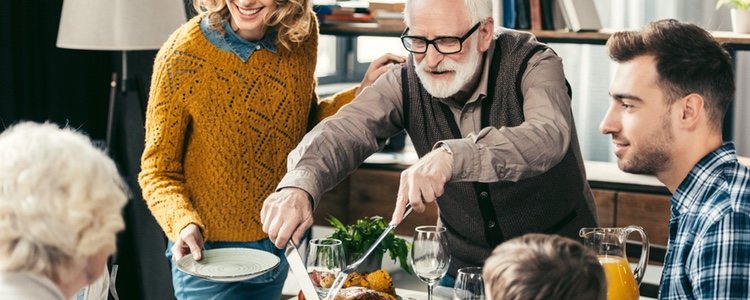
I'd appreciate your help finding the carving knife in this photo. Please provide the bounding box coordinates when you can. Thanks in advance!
[286,240,321,300]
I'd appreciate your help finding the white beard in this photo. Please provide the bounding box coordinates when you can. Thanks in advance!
[414,39,483,98]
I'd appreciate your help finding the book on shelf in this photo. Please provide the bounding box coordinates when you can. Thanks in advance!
[320,13,374,23]
[313,4,368,15]
[530,0,543,30]
[337,0,370,9]
[376,18,405,28]
[551,0,567,30]
[515,0,530,29]
[559,0,602,32]
[368,0,405,13]
[502,0,516,28]
[368,0,404,29]
[540,0,566,30]
[371,9,403,20]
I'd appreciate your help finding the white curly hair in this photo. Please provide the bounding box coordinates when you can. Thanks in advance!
[0,122,127,284]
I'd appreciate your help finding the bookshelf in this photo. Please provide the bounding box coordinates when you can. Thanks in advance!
[319,23,750,50]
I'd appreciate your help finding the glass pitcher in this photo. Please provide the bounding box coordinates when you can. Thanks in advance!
[579,226,649,300]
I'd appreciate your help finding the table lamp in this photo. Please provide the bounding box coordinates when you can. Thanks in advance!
[56,0,186,148]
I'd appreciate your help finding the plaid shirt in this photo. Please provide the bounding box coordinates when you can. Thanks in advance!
[659,142,750,299]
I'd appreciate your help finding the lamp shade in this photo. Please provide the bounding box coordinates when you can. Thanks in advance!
[57,0,187,50]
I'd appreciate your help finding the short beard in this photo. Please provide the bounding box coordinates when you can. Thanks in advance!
[618,116,673,175]
[414,39,483,98]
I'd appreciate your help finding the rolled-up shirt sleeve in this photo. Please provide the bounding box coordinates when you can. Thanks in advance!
[439,49,573,183]
[276,66,405,206]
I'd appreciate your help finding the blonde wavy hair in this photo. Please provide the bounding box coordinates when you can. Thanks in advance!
[0,122,127,285]
[483,234,607,300]
[193,0,313,51]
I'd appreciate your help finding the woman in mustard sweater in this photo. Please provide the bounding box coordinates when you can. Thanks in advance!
[138,0,404,298]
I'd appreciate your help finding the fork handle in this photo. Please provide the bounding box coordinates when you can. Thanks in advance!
[389,203,413,227]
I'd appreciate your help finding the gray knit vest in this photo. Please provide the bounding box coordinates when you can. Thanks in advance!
[401,30,596,276]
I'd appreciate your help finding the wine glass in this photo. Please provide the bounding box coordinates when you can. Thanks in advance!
[411,225,451,300]
[306,238,345,298]
[453,267,484,300]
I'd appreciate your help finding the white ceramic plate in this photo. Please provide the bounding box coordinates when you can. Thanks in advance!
[176,248,280,282]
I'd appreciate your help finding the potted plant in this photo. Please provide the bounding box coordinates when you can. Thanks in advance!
[327,216,412,274]
[717,0,750,33]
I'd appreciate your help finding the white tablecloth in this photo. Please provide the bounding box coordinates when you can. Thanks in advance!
[287,287,452,300]
[396,286,451,299]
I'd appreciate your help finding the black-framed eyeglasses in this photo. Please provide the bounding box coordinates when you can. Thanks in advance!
[400,22,481,55]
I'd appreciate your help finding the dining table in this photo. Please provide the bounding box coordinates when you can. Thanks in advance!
[394,286,452,299]
[287,286,453,300]
[283,226,663,300]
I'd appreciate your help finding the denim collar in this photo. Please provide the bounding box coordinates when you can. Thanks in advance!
[200,17,277,62]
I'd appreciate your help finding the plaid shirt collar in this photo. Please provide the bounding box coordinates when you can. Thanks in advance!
[671,142,738,218]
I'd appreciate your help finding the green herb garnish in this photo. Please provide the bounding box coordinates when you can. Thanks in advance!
[327,216,413,274]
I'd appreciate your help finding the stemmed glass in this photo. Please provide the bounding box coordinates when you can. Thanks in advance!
[453,267,485,299]
[411,225,451,300]
[306,238,345,298]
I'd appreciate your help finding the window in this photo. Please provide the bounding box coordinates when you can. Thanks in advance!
[315,35,338,78]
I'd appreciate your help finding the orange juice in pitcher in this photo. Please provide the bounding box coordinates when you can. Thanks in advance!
[580,226,649,300]
[599,255,639,300]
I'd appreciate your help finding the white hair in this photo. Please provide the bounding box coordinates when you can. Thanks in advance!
[0,122,127,284]
[404,0,493,27]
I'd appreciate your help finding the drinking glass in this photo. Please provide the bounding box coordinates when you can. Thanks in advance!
[306,238,345,298]
[411,225,451,300]
[453,267,484,300]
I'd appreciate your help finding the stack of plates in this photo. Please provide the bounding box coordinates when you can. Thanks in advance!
[176,248,280,282]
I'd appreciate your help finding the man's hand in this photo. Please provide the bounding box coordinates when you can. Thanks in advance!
[261,187,314,249]
[172,223,204,262]
[355,53,406,97]
[392,148,453,224]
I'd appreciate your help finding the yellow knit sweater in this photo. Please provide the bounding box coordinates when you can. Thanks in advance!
[139,14,356,242]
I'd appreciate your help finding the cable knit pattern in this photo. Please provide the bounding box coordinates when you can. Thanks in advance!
[139,14,355,242]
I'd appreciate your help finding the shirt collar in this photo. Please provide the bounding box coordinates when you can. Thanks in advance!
[466,41,493,104]
[671,142,738,216]
[199,17,277,62]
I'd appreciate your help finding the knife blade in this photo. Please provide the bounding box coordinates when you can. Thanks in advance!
[286,241,321,300]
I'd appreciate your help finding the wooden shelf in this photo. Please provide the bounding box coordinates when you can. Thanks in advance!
[319,23,750,50]
[320,22,404,37]
[532,29,750,50]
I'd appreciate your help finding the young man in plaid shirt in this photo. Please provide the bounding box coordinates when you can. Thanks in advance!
[600,19,750,299]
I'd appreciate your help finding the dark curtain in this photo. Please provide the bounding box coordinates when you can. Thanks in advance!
[1,1,176,299]
[0,1,111,135]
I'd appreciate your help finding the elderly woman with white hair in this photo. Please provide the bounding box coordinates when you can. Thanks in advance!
[0,122,128,299]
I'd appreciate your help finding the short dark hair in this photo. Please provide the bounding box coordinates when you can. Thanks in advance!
[483,234,606,300]
[606,19,734,130]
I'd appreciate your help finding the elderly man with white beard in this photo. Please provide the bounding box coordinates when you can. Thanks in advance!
[261,0,597,285]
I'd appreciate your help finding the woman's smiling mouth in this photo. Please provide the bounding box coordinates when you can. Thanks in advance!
[237,6,262,16]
